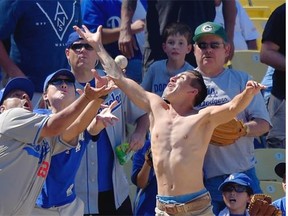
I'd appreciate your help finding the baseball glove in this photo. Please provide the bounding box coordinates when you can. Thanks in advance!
[210,118,247,146]
[248,194,282,216]
[145,147,153,167]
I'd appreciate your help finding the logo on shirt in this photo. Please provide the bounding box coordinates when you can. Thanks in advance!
[36,1,77,41]
[107,16,121,28]
[196,85,230,109]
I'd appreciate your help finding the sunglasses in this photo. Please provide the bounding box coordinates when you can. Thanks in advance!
[196,42,225,50]
[222,185,247,193]
[49,79,74,86]
[70,43,94,51]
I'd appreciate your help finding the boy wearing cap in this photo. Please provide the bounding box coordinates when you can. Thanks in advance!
[218,173,254,216]
[272,162,286,216]
[0,76,111,216]
[192,21,271,215]
[33,69,118,215]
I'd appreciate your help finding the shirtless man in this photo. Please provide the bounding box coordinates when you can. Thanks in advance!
[74,25,265,216]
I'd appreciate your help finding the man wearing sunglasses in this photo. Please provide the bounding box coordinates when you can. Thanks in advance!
[193,22,271,215]
[0,74,111,216]
[218,173,254,216]
[65,31,148,215]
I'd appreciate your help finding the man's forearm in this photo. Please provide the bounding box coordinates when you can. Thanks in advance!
[120,0,137,30]
[222,0,236,43]
[62,98,104,143]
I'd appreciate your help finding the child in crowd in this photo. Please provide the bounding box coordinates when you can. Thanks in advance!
[218,173,254,216]
[141,22,194,97]
[272,162,286,216]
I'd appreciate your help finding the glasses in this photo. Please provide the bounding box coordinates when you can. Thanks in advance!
[222,185,247,193]
[70,43,94,51]
[49,79,74,86]
[196,42,225,50]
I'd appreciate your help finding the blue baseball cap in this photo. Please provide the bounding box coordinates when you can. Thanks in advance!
[218,173,252,191]
[43,69,75,92]
[0,77,34,105]
[66,31,83,48]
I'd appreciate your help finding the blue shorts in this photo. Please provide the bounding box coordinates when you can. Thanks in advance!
[157,188,208,204]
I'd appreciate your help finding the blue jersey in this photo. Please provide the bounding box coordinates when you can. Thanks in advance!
[35,109,88,208]
[0,0,81,92]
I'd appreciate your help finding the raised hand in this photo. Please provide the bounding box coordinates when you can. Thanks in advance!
[73,25,102,52]
[245,80,266,95]
[83,82,112,101]
[87,101,119,135]
[96,101,119,127]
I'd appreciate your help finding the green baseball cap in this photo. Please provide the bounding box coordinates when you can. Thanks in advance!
[193,22,227,42]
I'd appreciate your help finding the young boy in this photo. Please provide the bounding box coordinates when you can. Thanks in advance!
[273,162,286,216]
[218,173,254,216]
[141,22,193,97]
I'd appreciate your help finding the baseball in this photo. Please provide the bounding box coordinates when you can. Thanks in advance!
[115,55,128,69]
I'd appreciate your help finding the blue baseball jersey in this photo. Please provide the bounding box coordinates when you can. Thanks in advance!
[35,110,88,208]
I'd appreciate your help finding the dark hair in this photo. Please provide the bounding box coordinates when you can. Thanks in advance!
[162,22,193,44]
[246,187,254,196]
[187,70,207,106]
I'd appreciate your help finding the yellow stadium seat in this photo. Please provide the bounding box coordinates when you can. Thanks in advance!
[243,5,271,18]
[250,17,268,50]
[260,181,285,201]
[250,0,285,13]
[231,50,268,82]
[254,148,286,182]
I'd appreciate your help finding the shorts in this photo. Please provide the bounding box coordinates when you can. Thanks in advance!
[155,190,213,216]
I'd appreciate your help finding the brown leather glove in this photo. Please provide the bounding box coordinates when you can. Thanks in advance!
[248,194,282,216]
[211,118,247,146]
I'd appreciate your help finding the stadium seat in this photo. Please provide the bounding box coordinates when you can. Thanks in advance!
[260,181,285,201]
[250,0,285,13]
[254,148,286,182]
[243,5,271,18]
[230,50,268,82]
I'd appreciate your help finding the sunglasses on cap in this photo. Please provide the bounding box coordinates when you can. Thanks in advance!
[49,79,74,86]
[70,43,94,51]
[196,42,225,50]
[222,184,247,193]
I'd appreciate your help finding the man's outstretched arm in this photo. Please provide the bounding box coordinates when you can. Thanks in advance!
[201,81,266,127]
[73,25,152,113]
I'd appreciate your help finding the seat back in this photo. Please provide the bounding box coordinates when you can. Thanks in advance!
[243,5,271,18]
[260,180,285,201]
[254,148,286,182]
[231,50,268,82]
[250,0,285,13]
